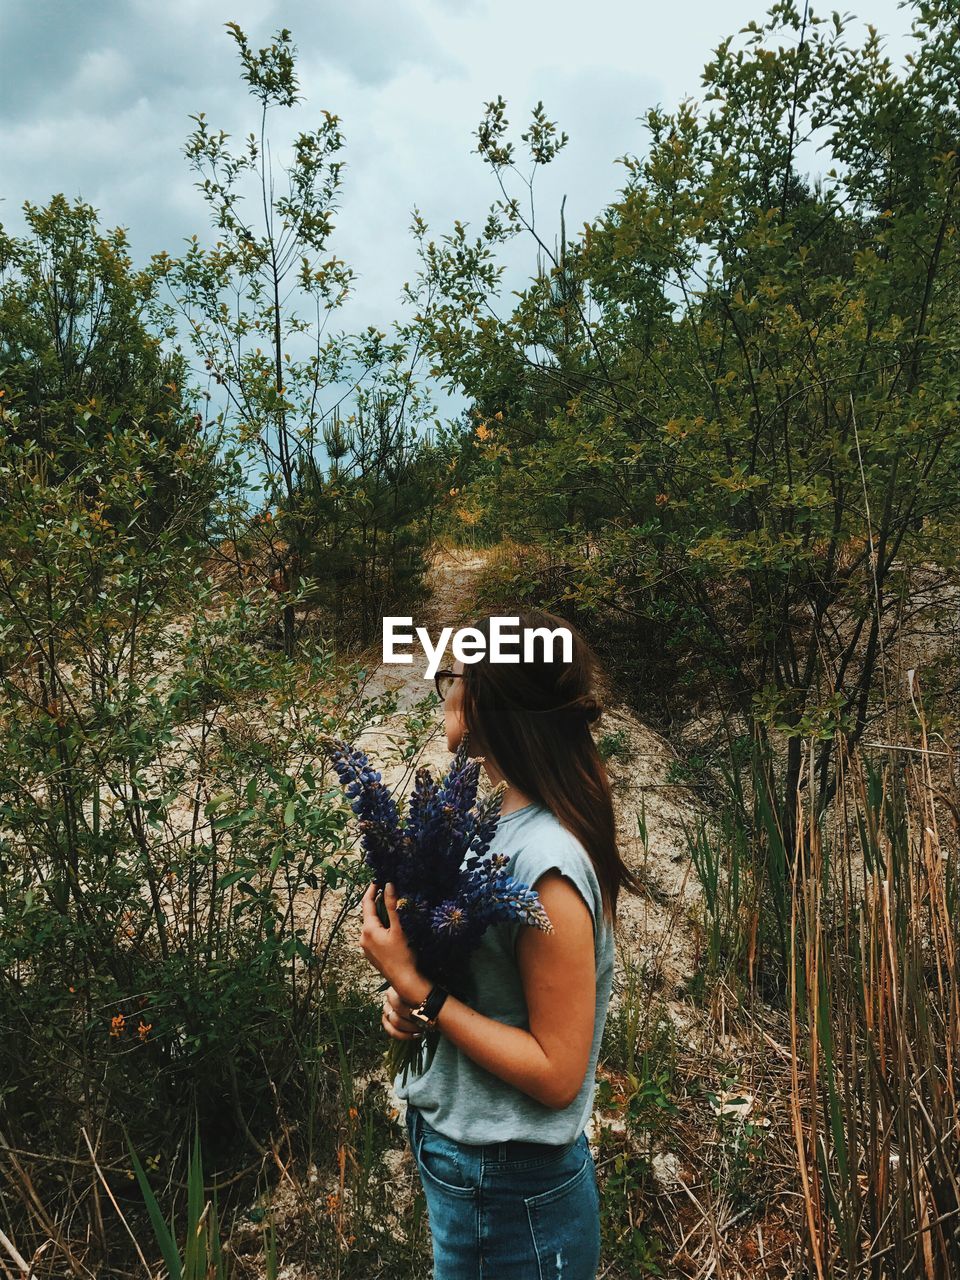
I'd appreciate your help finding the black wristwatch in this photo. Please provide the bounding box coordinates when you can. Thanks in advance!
[409,984,449,1028]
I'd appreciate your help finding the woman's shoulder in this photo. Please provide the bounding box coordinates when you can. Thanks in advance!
[507,804,590,860]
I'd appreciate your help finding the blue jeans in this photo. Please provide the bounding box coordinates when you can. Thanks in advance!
[405,1104,601,1279]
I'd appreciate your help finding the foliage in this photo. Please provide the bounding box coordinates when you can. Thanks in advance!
[129,1130,235,1280]
[152,24,441,652]
[0,194,223,540]
[596,728,636,767]
[409,0,960,857]
[0,405,426,1268]
[291,392,440,646]
[594,1054,677,1274]
[701,1076,771,1209]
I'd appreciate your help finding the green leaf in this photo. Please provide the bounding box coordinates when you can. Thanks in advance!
[126,1132,183,1279]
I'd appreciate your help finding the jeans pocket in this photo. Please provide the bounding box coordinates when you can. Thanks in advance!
[415,1117,479,1201]
[524,1150,600,1279]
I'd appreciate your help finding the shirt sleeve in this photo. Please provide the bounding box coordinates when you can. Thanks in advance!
[506,832,603,956]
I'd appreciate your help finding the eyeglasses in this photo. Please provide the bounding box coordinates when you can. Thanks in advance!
[434,669,464,700]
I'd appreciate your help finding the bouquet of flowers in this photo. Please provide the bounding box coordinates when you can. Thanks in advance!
[323,734,553,1083]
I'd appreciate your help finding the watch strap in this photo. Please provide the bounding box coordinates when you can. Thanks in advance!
[411,983,449,1026]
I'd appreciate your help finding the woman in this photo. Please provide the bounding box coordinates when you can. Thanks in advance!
[357,608,640,1279]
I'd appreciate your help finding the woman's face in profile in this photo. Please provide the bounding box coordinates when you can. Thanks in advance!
[444,657,467,753]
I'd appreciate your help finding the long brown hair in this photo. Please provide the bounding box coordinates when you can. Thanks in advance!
[459,608,641,924]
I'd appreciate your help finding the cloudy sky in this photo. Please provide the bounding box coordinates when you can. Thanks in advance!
[1,0,917,417]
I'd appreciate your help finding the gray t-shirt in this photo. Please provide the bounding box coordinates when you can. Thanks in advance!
[394,801,616,1145]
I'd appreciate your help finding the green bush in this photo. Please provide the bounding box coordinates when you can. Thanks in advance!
[0,412,418,1269]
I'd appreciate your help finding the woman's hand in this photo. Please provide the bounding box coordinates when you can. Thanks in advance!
[359,881,431,1007]
[382,986,424,1041]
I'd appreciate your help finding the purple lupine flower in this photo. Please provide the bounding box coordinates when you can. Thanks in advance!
[464,790,503,867]
[402,767,454,894]
[437,739,482,823]
[478,873,553,927]
[431,899,470,935]
[326,738,400,885]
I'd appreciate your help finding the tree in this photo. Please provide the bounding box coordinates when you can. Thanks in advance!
[0,194,220,538]
[155,25,439,655]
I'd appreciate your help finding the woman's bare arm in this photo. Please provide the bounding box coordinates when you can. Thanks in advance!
[385,870,596,1110]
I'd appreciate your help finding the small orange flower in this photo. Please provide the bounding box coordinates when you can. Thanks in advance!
[138,1021,153,1042]
[325,1192,340,1215]
[493,411,503,421]
[655,492,669,507]
[475,422,491,441]
[110,1013,126,1038]
[348,1107,359,1121]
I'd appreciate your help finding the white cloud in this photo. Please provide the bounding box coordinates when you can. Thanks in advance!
[72,47,133,99]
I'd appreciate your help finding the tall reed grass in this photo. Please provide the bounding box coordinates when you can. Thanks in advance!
[789,717,960,1277]
[672,659,960,1276]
